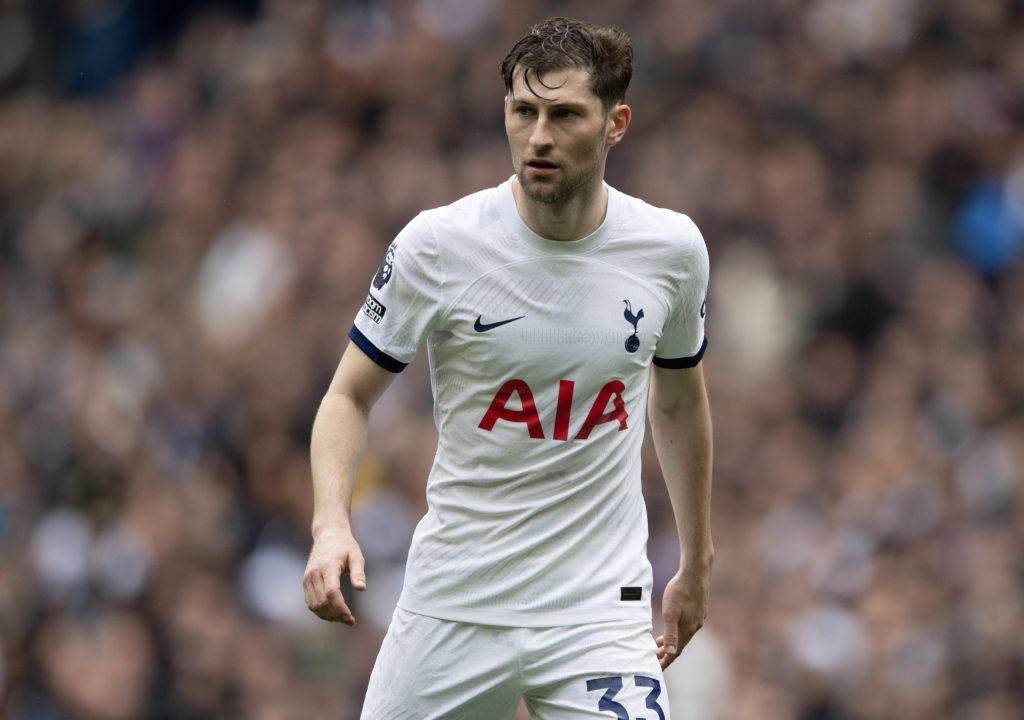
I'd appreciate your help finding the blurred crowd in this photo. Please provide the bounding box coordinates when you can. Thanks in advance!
[1,0,1023,718]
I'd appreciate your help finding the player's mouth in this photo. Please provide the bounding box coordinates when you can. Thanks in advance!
[526,159,559,175]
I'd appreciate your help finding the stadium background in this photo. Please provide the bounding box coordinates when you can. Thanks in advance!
[1,0,1022,718]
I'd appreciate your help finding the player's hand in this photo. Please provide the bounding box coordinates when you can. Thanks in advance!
[302,527,366,625]
[656,564,710,669]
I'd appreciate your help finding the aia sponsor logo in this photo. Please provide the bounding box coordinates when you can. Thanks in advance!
[478,378,628,441]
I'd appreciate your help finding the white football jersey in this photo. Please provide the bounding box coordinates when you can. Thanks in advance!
[350,178,708,627]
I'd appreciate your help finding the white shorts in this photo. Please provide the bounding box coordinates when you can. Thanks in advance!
[361,608,670,719]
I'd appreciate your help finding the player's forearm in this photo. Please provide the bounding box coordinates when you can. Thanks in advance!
[309,390,371,538]
[649,389,714,571]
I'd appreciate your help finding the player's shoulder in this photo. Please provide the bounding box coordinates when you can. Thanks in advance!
[418,183,504,232]
[610,186,705,252]
[393,184,501,255]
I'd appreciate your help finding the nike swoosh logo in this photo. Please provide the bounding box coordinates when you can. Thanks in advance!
[474,315,525,332]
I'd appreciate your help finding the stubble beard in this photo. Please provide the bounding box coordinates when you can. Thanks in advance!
[514,143,605,206]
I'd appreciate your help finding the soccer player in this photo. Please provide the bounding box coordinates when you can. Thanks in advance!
[303,17,713,719]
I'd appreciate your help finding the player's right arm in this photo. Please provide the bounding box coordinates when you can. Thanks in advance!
[303,341,398,625]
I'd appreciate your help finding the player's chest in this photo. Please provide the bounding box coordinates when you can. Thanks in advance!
[438,259,670,373]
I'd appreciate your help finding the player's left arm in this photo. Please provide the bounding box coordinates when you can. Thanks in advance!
[647,361,713,670]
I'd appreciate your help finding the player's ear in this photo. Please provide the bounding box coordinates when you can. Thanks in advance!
[606,104,630,147]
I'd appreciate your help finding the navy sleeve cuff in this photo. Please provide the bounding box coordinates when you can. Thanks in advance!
[653,336,707,369]
[348,326,408,373]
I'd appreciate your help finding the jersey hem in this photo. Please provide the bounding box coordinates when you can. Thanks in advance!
[348,325,408,372]
[653,336,708,368]
[396,597,652,628]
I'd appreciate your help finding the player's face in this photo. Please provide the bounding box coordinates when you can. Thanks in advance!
[505,67,623,206]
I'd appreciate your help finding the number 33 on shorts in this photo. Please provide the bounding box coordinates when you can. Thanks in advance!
[586,675,666,720]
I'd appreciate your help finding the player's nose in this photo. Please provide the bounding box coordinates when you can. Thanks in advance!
[529,116,554,148]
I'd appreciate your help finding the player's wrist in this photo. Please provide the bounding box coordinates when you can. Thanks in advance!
[679,542,714,573]
[310,519,354,540]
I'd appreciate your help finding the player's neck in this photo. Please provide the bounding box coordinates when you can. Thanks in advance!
[512,177,608,242]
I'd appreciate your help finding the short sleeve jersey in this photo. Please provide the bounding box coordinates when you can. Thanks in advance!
[350,178,709,627]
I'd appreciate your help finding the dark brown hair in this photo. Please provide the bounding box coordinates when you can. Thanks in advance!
[500,17,633,112]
